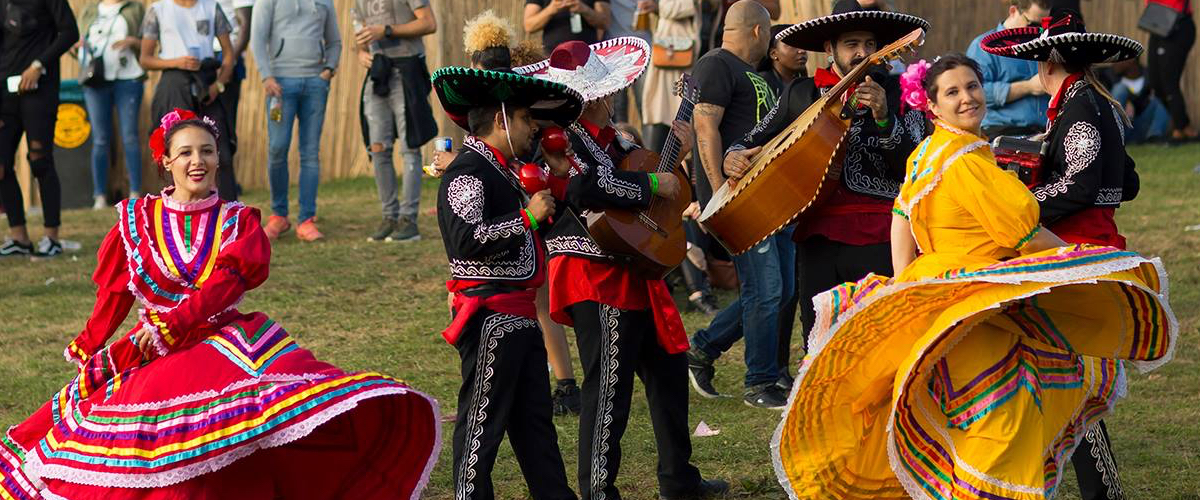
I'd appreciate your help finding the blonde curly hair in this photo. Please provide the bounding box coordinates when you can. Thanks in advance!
[463,10,514,55]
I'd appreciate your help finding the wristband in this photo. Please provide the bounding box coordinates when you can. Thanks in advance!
[525,208,539,231]
[875,117,890,129]
[649,173,659,195]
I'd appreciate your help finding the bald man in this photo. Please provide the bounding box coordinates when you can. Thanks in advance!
[688,0,795,409]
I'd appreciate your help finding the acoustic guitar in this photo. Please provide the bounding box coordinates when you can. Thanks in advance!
[698,28,925,255]
[584,75,700,278]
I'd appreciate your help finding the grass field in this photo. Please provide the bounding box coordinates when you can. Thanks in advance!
[2,143,1197,499]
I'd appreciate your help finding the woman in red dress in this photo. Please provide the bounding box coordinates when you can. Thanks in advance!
[1,110,441,500]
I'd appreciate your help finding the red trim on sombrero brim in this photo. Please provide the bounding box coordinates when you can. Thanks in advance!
[980,26,1042,57]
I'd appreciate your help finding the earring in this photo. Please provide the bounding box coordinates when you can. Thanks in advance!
[826,54,834,63]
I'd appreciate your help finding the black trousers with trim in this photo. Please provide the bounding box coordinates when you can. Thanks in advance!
[450,308,575,500]
[1073,420,1125,500]
[796,236,893,348]
[569,301,702,500]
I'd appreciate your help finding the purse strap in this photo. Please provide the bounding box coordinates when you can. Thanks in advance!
[87,6,124,62]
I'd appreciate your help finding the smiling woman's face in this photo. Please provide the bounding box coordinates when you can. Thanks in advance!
[928,65,986,134]
[164,125,219,199]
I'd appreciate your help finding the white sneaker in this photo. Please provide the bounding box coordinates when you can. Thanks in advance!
[35,237,63,257]
[92,195,107,210]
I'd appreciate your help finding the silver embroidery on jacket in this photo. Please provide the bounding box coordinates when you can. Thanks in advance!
[1033,120,1100,202]
[447,175,485,224]
[569,124,644,200]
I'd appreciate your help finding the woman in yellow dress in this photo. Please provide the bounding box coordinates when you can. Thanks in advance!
[772,54,1176,500]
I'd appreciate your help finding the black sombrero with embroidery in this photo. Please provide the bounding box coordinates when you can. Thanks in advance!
[980,8,1142,64]
[776,0,929,53]
[431,66,584,130]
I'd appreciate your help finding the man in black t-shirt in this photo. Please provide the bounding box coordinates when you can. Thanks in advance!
[523,0,610,54]
[688,0,792,410]
[0,0,78,258]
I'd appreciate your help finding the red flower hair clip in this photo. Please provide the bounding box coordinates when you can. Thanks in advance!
[148,109,220,167]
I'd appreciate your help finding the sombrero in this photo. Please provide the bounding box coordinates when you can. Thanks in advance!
[776,0,929,53]
[431,66,583,131]
[981,8,1142,64]
[513,37,650,102]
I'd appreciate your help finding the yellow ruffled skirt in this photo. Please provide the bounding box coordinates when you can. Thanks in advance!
[773,245,1175,500]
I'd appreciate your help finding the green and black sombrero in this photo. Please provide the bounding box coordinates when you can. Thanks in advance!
[432,66,584,131]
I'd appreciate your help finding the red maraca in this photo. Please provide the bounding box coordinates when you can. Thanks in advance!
[541,126,570,154]
[516,162,554,226]
[540,126,583,177]
[517,162,549,195]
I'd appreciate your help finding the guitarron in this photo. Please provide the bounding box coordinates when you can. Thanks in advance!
[584,74,699,278]
[698,28,924,255]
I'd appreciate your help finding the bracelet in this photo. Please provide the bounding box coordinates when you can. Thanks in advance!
[649,173,659,195]
[875,117,890,129]
[528,207,542,231]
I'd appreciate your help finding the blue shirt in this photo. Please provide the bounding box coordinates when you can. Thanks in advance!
[966,23,1049,130]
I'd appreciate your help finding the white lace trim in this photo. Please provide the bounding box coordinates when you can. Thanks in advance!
[90,373,337,413]
[24,386,440,490]
[899,139,988,215]
[774,253,1172,498]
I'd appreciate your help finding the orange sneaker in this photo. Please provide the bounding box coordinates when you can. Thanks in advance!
[264,215,292,240]
[296,217,324,241]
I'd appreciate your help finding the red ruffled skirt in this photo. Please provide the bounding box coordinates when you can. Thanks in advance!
[2,312,440,500]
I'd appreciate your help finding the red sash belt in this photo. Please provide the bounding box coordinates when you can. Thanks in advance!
[647,279,689,354]
[1048,207,1126,249]
[441,288,538,345]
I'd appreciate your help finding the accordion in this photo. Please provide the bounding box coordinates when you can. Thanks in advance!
[991,135,1046,188]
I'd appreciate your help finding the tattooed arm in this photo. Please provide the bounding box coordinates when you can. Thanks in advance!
[692,102,727,189]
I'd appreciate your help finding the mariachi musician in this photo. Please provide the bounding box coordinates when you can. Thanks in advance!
[431,65,582,499]
[515,39,729,500]
[721,0,931,352]
[981,8,1143,498]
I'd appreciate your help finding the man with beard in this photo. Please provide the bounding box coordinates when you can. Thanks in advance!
[699,0,930,383]
[432,66,582,500]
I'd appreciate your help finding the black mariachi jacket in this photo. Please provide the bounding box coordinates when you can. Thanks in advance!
[437,136,541,285]
[1031,79,1139,223]
[544,123,655,262]
[728,72,928,200]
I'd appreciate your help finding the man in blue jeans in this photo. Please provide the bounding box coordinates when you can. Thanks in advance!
[688,0,791,409]
[249,0,341,241]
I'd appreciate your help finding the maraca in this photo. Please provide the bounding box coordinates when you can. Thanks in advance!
[516,162,555,226]
[516,162,549,195]
[540,127,583,176]
[541,126,570,154]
